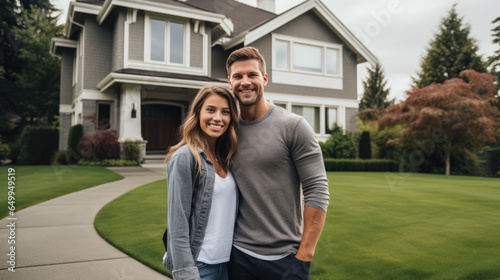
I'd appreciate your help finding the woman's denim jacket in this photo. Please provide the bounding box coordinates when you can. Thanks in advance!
[163,145,236,280]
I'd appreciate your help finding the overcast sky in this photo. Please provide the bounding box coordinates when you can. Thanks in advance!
[52,0,500,102]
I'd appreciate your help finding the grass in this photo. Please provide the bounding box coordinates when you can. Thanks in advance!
[0,165,123,218]
[94,172,500,279]
[94,179,170,277]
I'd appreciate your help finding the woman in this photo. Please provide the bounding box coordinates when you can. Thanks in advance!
[163,84,239,280]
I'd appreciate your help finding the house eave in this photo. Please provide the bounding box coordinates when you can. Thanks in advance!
[97,72,228,92]
[97,0,234,36]
[50,38,77,56]
[64,2,101,38]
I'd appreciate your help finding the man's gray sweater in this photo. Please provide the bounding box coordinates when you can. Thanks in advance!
[230,105,330,256]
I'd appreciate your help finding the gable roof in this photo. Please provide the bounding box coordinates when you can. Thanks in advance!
[222,0,377,65]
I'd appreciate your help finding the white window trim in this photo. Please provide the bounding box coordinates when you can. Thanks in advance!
[144,13,190,67]
[272,34,343,77]
[271,34,343,90]
[267,92,354,140]
[73,31,84,86]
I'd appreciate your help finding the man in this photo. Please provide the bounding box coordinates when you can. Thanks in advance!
[226,46,330,279]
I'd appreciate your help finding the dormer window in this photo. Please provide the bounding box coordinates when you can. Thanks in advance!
[145,14,189,66]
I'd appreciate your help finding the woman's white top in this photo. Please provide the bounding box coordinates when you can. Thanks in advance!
[197,171,237,264]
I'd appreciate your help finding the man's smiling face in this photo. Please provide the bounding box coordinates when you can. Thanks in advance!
[228,59,268,107]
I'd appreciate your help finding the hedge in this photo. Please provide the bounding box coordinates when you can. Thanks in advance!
[79,158,139,166]
[324,159,399,172]
[17,126,59,165]
[67,124,83,164]
[485,147,500,177]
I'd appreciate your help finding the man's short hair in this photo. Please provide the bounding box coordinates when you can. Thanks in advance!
[226,47,266,76]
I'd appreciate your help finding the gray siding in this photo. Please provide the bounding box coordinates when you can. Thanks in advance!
[129,10,144,61]
[112,8,126,71]
[82,100,97,135]
[251,11,358,99]
[345,107,358,135]
[190,23,203,68]
[60,49,74,105]
[273,11,343,44]
[59,114,72,151]
[84,15,113,90]
[211,44,230,79]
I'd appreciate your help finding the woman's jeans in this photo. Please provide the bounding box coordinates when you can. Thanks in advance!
[196,261,228,280]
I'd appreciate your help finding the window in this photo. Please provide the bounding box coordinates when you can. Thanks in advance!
[292,105,320,133]
[150,19,165,62]
[293,43,322,73]
[275,40,289,69]
[169,22,184,64]
[273,35,342,77]
[98,103,111,130]
[326,48,338,75]
[325,107,338,134]
[148,16,186,65]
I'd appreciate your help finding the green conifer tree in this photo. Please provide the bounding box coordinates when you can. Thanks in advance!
[413,5,486,88]
[359,62,394,111]
[487,17,500,91]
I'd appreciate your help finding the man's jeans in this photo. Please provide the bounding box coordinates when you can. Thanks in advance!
[196,261,228,280]
[228,246,311,280]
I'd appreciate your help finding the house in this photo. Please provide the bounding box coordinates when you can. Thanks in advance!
[50,0,377,160]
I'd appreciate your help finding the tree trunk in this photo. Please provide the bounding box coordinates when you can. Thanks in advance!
[445,151,450,176]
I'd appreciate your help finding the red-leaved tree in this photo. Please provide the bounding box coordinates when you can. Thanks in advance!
[379,70,499,175]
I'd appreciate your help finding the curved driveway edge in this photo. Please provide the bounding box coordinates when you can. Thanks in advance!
[0,166,170,280]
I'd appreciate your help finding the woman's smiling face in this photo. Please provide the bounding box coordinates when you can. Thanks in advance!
[199,93,231,142]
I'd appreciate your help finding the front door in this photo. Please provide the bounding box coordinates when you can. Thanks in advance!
[142,104,182,151]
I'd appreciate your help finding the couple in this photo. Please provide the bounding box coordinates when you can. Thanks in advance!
[163,47,330,280]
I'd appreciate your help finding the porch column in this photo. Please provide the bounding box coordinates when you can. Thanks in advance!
[119,84,143,142]
[118,84,147,162]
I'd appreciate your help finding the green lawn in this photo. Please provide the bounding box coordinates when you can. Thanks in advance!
[0,165,123,218]
[94,172,500,279]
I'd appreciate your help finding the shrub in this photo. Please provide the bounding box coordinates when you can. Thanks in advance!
[485,147,500,177]
[67,124,83,164]
[7,139,20,163]
[324,159,399,172]
[53,150,67,165]
[358,120,404,160]
[417,151,482,176]
[320,125,356,159]
[123,141,141,162]
[17,126,59,165]
[0,135,10,161]
[79,158,138,166]
[80,129,119,160]
[358,131,372,159]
